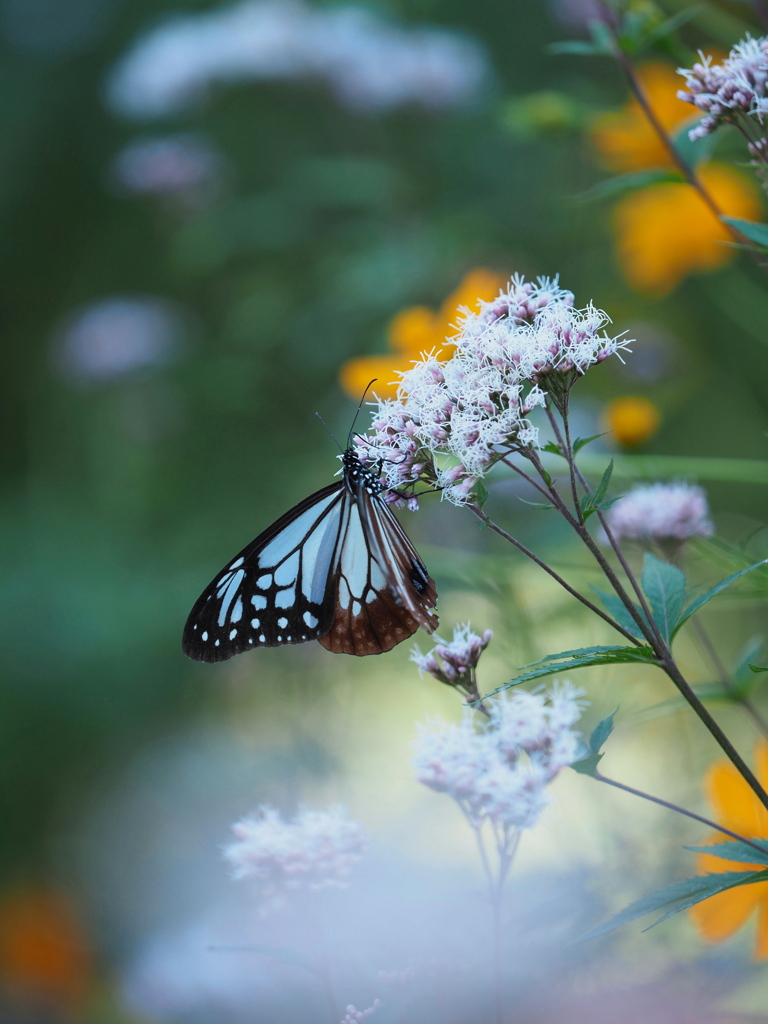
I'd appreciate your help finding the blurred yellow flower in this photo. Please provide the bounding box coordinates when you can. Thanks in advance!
[690,741,768,959]
[591,62,695,173]
[604,395,660,447]
[340,267,506,400]
[613,163,762,296]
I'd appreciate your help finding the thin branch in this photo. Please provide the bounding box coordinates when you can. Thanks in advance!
[593,771,768,857]
[468,503,641,645]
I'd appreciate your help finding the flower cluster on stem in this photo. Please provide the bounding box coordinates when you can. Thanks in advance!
[412,682,584,831]
[356,274,631,506]
[411,623,492,703]
[678,38,768,185]
[223,805,367,913]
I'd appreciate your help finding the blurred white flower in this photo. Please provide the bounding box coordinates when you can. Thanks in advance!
[53,296,188,385]
[602,482,714,546]
[223,805,367,912]
[106,0,488,119]
[357,274,631,505]
[412,683,584,830]
[111,134,223,206]
[341,999,382,1023]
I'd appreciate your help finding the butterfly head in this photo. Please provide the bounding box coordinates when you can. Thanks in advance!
[342,447,383,497]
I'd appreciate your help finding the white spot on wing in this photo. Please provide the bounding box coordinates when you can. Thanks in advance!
[229,629,237,640]
[202,631,208,641]
[303,611,319,629]
[231,597,243,623]
[278,617,288,629]
[229,557,244,570]
[259,634,266,642]
[275,588,295,609]
[251,595,267,610]
[251,618,260,628]
[352,600,361,616]
[256,574,272,589]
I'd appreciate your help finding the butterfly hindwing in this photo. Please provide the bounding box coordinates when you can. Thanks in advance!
[319,486,438,656]
[182,483,345,663]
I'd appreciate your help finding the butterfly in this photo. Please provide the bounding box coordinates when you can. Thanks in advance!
[182,446,438,662]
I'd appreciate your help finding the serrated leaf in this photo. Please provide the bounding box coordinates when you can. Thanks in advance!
[722,216,768,247]
[642,553,687,643]
[591,587,650,639]
[580,460,614,519]
[574,169,683,204]
[674,559,768,635]
[475,647,655,701]
[685,839,768,866]
[541,440,563,457]
[582,868,768,941]
[530,645,640,665]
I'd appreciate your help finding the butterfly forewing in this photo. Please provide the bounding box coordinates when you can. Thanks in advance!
[182,448,438,662]
[182,483,345,662]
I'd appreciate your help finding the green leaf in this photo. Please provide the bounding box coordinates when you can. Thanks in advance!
[722,216,768,247]
[672,117,720,167]
[591,587,650,639]
[641,553,687,643]
[541,440,563,457]
[573,432,609,453]
[674,559,768,635]
[750,664,768,674]
[548,40,607,56]
[571,709,617,777]
[517,496,555,511]
[589,709,617,754]
[685,839,768,866]
[574,169,683,204]
[475,647,655,701]
[473,479,489,508]
[582,868,768,941]
[580,459,614,519]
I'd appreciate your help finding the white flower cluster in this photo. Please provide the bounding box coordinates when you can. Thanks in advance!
[223,805,367,911]
[603,482,714,546]
[678,37,768,140]
[106,0,488,119]
[411,623,492,685]
[341,1000,382,1023]
[358,274,630,505]
[412,683,584,830]
[111,134,222,205]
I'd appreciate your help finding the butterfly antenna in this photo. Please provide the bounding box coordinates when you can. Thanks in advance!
[347,379,378,449]
[315,412,343,453]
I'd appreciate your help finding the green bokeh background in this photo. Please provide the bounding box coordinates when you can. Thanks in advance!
[3,0,768,1019]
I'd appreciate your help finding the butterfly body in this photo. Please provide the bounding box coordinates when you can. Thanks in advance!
[182,448,437,662]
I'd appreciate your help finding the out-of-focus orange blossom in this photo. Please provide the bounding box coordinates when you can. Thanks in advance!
[604,395,660,447]
[340,268,506,400]
[589,59,762,295]
[613,163,762,296]
[690,741,768,959]
[591,62,695,173]
[0,887,92,1012]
